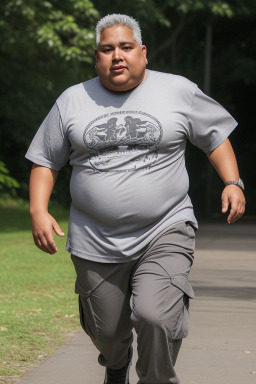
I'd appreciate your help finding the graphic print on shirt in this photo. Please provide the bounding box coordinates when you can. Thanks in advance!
[83,111,162,172]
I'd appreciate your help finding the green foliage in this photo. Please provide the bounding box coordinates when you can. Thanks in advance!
[0,161,20,193]
[2,0,98,60]
[0,0,99,195]
[163,0,233,16]
[0,0,99,114]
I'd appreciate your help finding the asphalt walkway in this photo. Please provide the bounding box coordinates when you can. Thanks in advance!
[17,221,256,384]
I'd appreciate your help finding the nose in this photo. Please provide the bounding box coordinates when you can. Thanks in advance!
[112,47,123,61]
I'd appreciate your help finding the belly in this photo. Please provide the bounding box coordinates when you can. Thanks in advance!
[70,167,188,229]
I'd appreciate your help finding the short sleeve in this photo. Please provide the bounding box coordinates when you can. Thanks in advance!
[187,87,238,153]
[25,102,70,170]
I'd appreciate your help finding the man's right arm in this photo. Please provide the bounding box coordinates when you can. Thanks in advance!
[29,164,65,254]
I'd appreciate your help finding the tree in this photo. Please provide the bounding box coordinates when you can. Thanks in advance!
[0,161,20,194]
[0,0,99,200]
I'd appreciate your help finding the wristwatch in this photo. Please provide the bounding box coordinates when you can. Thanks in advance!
[224,178,244,191]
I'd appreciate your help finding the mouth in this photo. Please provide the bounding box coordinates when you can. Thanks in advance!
[111,65,127,74]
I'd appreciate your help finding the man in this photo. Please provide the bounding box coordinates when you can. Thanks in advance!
[26,13,245,384]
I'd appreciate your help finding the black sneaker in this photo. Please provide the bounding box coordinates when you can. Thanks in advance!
[103,346,133,384]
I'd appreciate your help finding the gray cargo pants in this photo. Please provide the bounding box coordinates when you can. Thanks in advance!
[71,221,195,384]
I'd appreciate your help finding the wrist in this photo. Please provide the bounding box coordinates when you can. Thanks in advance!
[29,207,49,217]
[224,178,244,191]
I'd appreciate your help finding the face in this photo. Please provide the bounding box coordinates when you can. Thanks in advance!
[95,25,148,92]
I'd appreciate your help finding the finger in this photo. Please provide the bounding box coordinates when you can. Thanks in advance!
[44,233,58,253]
[228,211,239,224]
[227,202,239,222]
[53,221,65,237]
[33,234,42,249]
[235,204,246,221]
[37,241,55,254]
[33,233,57,254]
[221,194,229,213]
[228,201,245,223]
[227,205,243,223]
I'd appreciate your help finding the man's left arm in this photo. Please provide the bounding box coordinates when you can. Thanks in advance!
[207,138,246,223]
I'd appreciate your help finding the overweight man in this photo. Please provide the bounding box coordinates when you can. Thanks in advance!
[26,13,245,384]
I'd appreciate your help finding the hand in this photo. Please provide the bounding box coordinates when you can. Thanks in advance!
[31,211,65,254]
[221,185,246,224]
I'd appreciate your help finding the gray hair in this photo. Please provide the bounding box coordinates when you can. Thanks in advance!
[95,14,142,47]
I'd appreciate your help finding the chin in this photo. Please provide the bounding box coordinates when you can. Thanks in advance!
[112,79,141,91]
[108,81,130,91]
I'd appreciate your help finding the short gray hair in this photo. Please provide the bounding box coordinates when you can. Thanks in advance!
[95,14,142,47]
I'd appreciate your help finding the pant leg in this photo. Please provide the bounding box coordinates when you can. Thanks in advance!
[71,255,135,369]
[131,222,195,384]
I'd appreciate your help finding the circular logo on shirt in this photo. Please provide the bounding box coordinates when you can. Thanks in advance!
[83,111,162,172]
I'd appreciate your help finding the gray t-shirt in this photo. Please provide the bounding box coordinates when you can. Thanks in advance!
[25,70,237,262]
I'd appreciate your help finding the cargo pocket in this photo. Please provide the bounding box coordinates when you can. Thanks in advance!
[171,274,195,340]
[78,292,98,340]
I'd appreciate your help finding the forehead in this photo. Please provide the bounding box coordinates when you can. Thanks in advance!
[99,25,136,45]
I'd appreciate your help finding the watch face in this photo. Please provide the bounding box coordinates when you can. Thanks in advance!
[239,179,244,189]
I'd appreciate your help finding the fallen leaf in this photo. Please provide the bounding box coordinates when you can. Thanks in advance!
[0,327,8,332]
[65,313,76,318]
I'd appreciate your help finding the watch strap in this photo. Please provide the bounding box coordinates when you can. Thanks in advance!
[224,178,244,191]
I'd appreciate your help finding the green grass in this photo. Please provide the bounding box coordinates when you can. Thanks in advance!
[0,197,80,381]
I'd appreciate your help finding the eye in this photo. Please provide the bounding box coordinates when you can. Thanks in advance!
[103,48,112,53]
[123,46,132,51]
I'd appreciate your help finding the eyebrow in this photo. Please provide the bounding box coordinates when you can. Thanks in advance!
[99,41,135,48]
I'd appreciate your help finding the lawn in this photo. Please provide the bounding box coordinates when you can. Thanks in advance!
[0,197,80,382]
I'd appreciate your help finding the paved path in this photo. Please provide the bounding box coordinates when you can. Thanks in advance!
[17,222,256,384]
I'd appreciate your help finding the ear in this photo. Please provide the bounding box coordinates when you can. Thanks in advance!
[142,45,148,65]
